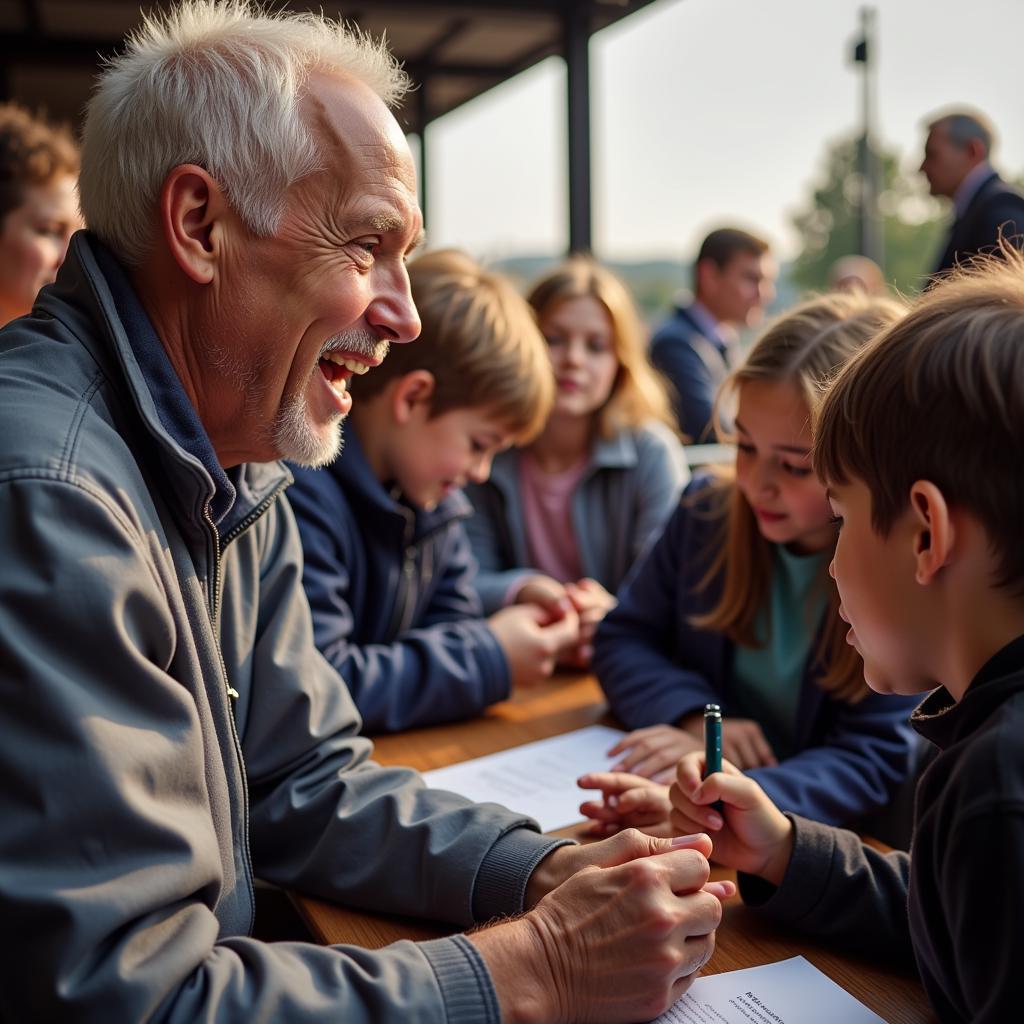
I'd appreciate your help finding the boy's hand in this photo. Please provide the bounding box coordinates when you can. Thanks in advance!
[514,574,574,624]
[578,771,674,837]
[607,724,703,781]
[669,753,794,885]
[561,577,617,666]
[489,603,580,689]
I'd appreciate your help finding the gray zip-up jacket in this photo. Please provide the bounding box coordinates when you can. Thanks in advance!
[464,424,689,613]
[0,234,567,1022]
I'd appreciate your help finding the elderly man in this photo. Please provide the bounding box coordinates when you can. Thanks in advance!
[921,108,1024,277]
[0,3,728,1021]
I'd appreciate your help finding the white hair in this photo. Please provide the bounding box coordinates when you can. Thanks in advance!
[78,0,410,265]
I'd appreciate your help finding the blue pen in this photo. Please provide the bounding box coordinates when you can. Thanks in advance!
[703,703,723,812]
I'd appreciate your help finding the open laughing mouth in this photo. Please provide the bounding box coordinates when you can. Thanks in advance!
[318,351,372,394]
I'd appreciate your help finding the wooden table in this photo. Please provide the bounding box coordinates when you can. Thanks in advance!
[293,674,934,1023]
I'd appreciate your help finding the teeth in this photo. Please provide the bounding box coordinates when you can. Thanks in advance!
[322,352,371,374]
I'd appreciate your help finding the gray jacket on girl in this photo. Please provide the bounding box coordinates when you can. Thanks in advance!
[464,423,688,612]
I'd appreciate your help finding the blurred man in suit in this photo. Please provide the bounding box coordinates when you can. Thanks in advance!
[650,227,775,442]
[921,109,1024,277]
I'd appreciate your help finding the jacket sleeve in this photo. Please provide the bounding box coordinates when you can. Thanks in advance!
[593,497,722,728]
[0,476,531,1023]
[293,492,510,732]
[240,497,567,923]
[649,332,716,443]
[462,479,533,614]
[628,426,689,566]
[746,689,918,825]
[738,815,914,966]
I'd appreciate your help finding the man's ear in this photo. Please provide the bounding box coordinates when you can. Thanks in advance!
[964,136,987,164]
[391,370,435,425]
[695,258,716,298]
[909,480,954,585]
[159,164,230,285]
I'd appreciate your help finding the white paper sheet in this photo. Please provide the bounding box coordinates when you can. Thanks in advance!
[653,956,885,1024]
[421,724,624,832]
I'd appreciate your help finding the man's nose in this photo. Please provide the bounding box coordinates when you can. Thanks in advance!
[366,267,421,344]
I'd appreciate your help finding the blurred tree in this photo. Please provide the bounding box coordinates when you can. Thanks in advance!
[791,135,945,295]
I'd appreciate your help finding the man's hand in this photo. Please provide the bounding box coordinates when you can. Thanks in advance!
[489,604,581,689]
[607,724,703,781]
[669,752,793,884]
[472,830,735,1023]
[577,771,674,837]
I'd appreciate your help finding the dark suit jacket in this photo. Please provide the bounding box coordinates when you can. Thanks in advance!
[934,170,1024,276]
[649,303,735,443]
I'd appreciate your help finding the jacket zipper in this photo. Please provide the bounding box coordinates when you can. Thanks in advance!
[203,501,254,934]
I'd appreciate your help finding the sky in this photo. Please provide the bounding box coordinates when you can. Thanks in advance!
[420,0,1024,263]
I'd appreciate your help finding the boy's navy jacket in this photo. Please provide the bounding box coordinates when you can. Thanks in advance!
[289,429,510,733]
[594,477,918,825]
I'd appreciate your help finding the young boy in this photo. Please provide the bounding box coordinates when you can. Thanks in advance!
[666,252,1024,1023]
[288,249,580,732]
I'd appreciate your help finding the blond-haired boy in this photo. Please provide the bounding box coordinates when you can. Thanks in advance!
[289,249,579,731]
[668,253,1024,1022]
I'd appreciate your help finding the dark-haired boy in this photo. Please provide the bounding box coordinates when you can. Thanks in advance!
[668,252,1024,1023]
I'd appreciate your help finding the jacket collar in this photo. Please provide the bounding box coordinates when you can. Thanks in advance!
[40,233,290,538]
[326,425,472,540]
[912,632,1024,749]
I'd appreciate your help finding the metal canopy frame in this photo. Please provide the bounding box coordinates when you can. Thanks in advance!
[0,0,663,252]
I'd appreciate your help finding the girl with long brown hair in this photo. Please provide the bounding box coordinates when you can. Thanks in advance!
[581,292,920,831]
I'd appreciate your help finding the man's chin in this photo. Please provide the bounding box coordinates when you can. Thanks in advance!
[272,411,345,468]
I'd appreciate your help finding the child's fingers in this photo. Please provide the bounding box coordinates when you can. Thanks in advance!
[669,807,708,837]
[578,770,654,795]
[618,751,674,780]
[616,786,669,814]
[606,727,657,757]
[674,751,707,791]
[579,799,623,823]
[702,880,737,902]
[752,733,778,767]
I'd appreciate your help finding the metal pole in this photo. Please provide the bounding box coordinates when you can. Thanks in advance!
[855,7,882,266]
[416,82,429,232]
[564,1,592,254]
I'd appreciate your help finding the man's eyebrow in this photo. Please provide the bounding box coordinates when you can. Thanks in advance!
[370,214,403,232]
[367,214,426,253]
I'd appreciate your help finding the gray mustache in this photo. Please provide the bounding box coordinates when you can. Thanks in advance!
[321,331,389,363]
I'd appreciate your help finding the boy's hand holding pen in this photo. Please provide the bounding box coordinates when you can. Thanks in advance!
[669,717,795,884]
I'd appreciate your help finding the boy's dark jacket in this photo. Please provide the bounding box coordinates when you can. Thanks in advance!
[594,476,918,825]
[742,633,1024,1023]
[289,429,509,732]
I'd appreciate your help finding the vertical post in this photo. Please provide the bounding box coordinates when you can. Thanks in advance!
[564,0,592,254]
[416,81,429,232]
[853,7,881,265]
